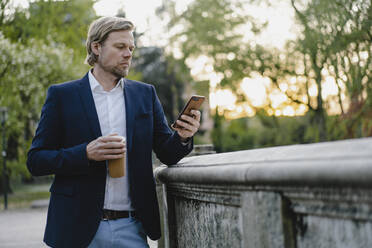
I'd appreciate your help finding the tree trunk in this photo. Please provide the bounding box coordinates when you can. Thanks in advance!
[0,173,12,195]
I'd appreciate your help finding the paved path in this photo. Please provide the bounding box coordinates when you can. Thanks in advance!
[0,208,47,248]
[0,207,158,248]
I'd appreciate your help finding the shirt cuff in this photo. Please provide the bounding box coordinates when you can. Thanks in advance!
[180,137,192,146]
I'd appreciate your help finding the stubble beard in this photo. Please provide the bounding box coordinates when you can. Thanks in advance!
[98,59,130,79]
[112,66,129,78]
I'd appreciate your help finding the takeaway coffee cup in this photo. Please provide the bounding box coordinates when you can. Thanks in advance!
[108,136,126,178]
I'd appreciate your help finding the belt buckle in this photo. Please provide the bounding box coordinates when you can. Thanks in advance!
[102,211,110,221]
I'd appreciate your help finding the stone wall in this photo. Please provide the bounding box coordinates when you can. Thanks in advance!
[154,138,372,248]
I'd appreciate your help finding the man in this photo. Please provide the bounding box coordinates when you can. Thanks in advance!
[27,16,200,248]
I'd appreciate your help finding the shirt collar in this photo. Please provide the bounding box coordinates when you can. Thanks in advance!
[88,69,124,93]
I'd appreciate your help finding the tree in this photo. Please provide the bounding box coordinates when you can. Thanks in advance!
[287,0,372,139]
[131,46,190,123]
[0,0,11,28]
[156,0,266,90]
[0,33,77,190]
[1,0,97,65]
[161,0,372,147]
[0,0,98,187]
[246,0,371,141]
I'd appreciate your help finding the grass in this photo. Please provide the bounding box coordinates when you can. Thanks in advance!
[0,182,51,209]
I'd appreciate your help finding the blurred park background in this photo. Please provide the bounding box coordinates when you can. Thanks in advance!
[0,0,371,209]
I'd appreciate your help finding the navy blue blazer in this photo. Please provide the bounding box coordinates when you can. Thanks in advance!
[27,73,192,247]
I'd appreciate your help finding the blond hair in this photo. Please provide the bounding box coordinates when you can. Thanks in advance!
[85,17,134,66]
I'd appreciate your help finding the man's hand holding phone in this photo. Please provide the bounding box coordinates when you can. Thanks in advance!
[171,95,204,142]
[172,109,201,142]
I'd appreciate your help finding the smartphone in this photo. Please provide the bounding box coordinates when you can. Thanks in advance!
[171,95,205,129]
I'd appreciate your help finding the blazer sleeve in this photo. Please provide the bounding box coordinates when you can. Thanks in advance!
[151,85,193,165]
[27,86,89,176]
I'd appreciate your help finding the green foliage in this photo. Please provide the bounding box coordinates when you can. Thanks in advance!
[212,117,255,152]
[161,0,372,152]
[0,33,78,184]
[0,182,51,209]
[0,0,97,187]
[157,0,266,91]
[211,113,351,153]
[289,0,372,140]
[211,108,224,152]
[2,0,96,64]
[131,47,192,123]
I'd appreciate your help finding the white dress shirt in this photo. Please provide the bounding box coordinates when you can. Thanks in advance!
[88,70,133,211]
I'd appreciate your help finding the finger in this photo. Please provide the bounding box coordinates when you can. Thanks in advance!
[97,134,119,141]
[180,114,195,123]
[101,148,126,155]
[190,110,201,121]
[100,142,126,149]
[100,136,125,143]
[172,126,190,135]
[171,124,177,131]
[181,115,200,128]
[176,120,197,133]
[178,119,198,132]
[172,126,183,133]
[102,137,124,143]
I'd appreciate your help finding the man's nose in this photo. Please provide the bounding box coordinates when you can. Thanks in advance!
[123,49,132,58]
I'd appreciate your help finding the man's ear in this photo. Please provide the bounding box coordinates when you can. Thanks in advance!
[91,42,101,56]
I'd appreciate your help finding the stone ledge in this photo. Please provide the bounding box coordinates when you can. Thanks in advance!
[156,138,372,248]
[155,137,372,187]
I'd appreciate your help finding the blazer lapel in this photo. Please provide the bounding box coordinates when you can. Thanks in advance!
[124,79,136,154]
[78,73,102,139]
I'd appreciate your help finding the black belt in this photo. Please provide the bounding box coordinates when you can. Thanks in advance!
[102,209,136,220]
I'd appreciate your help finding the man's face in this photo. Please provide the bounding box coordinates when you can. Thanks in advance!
[94,30,135,78]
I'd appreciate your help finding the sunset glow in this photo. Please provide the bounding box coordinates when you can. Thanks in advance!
[208,73,344,119]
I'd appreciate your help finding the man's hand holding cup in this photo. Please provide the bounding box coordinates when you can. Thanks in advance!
[86,134,126,177]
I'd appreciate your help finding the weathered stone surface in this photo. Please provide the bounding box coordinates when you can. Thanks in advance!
[154,138,372,248]
[173,197,242,248]
[296,216,372,248]
[241,191,285,248]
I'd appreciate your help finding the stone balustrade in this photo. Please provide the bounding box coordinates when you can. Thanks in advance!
[154,138,372,248]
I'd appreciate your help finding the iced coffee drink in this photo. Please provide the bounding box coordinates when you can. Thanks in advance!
[108,136,126,178]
